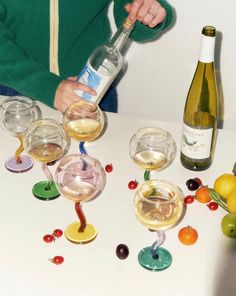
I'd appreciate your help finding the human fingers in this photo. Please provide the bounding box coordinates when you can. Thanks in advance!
[142,1,166,27]
[127,0,144,22]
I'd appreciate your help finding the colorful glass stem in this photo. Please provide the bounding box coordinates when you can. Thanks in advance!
[151,230,165,259]
[79,141,87,154]
[15,133,24,164]
[75,202,87,232]
[144,170,150,181]
[42,163,54,191]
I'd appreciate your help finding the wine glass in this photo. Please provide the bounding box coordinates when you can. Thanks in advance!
[129,127,177,180]
[134,179,184,271]
[55,153,106,243]
[23,118,71,201]
[63,100,104,154]
[0,96,42,173]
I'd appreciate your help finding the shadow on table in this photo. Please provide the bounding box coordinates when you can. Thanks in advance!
[213,239,236,296]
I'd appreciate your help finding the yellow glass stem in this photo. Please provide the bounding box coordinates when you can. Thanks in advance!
[15,133,24,164]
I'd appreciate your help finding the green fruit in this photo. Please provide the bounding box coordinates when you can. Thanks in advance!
[221,213,236,238]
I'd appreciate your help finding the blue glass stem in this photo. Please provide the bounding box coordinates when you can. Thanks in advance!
[79,141,87,154]
[151,231,166,259]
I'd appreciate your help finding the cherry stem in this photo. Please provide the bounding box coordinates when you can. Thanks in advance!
[144,170,150,181]
[15,133,24,164]
[42,163,54,191]
[75,202,87,232]
[151,230,165,260]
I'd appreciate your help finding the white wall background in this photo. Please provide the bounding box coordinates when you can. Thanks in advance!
[109,0,236,130]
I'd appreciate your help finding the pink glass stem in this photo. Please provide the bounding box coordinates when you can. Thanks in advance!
[42,163,54,191]
[75,202,87,232]
[151,230,166,259]
[15,133,24,164]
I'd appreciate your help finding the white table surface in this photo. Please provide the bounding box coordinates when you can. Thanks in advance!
[0,99,236,296]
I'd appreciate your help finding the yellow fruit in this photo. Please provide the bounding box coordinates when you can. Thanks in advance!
[214,174,236,199]
[227,188,236,214]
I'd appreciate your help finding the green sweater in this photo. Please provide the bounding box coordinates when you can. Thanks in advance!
[0,0,173,108]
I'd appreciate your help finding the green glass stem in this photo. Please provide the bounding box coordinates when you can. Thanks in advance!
[144,170,150,181]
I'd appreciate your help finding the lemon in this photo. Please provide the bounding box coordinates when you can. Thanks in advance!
[227,188,236,214]
[214,174,236,199]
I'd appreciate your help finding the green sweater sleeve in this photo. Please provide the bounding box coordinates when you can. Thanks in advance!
[0,7,62,108]
[113,0,173,42]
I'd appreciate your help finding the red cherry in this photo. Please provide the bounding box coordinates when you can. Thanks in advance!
[43,234,54,243]
[194,178,203,186]
[184,195,195,204]
[53,229,63,238]
[105,164,113,173]
[207,201,218,211]
[50,256,64,265]
[128,180,138,190]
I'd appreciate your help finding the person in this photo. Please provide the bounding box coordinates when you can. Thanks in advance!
[0,0,173,113]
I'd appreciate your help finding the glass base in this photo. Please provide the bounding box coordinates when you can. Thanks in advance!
[32,181,60,201]
[5,155,34,173]
[64,222,97,244]
[138,246,172,271]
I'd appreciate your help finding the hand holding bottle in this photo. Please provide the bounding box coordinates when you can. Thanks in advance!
[54,77,96,113]
[125,0,166,28]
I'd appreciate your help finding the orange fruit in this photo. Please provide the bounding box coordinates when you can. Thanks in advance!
[195,186,211,203]
[178,226,198,245]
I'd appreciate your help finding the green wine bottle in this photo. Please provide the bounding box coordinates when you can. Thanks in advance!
[180,26,218,171]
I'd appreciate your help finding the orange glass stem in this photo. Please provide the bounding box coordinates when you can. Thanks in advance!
[75,202,87,232]
[15,133,24,164]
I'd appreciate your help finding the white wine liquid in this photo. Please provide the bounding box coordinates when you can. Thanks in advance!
[65,118,102,141]
[133,150,168,170]
[61,180,97,202]
[135,196,183,231]
[28,143,63,163]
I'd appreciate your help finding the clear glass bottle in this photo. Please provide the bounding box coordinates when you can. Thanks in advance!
[75,18,135,104]
[180,26,218,171]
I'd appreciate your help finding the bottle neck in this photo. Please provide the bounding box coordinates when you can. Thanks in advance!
[199,34,215,63]
[108,18,135,52]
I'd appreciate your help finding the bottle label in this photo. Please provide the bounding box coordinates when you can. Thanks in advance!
[75,61,114,103]
[181,123,213,159]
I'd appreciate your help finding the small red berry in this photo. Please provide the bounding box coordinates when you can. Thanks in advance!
[50,256,64,265]
[128,180,138,190]
[105,164,113,173]
[53,229,63,238]
[184,195,195,204]
[207,201,218,211]
[194,177,203,186]
[43,234,54,243]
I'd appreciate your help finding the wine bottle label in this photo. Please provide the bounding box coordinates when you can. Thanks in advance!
[181,123,213,159]
[75,61,115,103]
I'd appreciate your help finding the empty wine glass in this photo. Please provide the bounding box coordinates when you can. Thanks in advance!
[134,179,184,271]
[24,118,71,201]
[129,127,177,180]
[55,153,106,243]
[63,100,104,154]
[0,96,42,173]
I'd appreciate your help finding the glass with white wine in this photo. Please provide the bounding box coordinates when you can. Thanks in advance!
[24,118,70,200]
[63,100,104,154]
[129,127,177,180]
[134,179,184,271]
